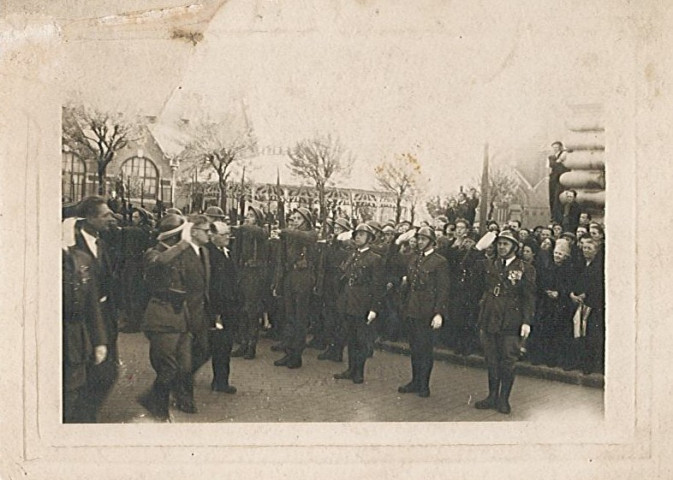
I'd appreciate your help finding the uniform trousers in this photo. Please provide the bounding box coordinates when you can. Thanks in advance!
[479,331,520,378]
[345,313,371,370]
[407,317,434,390]
[282,270,314,358]
[322,298,344,348]
[239,268,266,346]
[146,332,191,387]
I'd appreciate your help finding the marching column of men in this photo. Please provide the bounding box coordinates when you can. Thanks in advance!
[63,196,555,422]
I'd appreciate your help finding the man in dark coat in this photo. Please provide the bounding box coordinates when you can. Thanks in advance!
[71,196,119,421]
[230,206,269,359]
[271,208,318,369]
[333,223,385,384]
[398,227,450,397]
[570,237,605,375]
[316,217,353,362]
[62,217,109,423]
[205,221,241,393]
[475,230,536,414]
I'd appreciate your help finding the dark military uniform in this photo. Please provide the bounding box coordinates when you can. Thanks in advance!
[335,246,385,383]
[315,236,351,357]
[477,256,536,410]
[272,228,319,364]
[62,247,108,423]
[232,224,269,357]
[403,249,450,395]
[140,240,192,418]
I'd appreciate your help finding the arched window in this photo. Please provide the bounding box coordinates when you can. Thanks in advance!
[121,156,159,199]
[62,150,86,202]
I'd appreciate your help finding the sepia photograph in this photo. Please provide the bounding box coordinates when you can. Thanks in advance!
[1,0,670,478]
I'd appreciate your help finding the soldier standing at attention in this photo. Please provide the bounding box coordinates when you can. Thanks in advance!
[474,230,536,414]
[271,208,318,369]
[230,206,269,360]
[333,224,385,384]
[398,227,449,398]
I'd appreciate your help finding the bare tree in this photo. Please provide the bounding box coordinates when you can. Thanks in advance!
[374,152,422,224]
[469,165,521,218]
[62,104,137,195]
[179,118,257,212]
[287,134,353,228]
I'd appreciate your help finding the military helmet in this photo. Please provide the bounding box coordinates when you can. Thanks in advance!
[204,206,226,218]
[248,205,265,225]
[415,226,436,243]
[293,207,314,228]
[496,230,519,251]
[334,217,352,231]
[352,223,376,241]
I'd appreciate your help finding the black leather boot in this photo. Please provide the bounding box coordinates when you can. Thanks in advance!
[138,381,170,421]
[230,344,246,358]
[244,343,256,360]
[175,374,198,414]
[285,354,303,369]
[475,368,500,410]
[334,352,353,379]
[398,359,420,393]
[318,345,343,362]
[274,354,292,366]
[351,360,364,384]
[417,362,432,398]
[497,372,514,414]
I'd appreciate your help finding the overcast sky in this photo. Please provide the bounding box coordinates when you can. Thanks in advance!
[60,0,617,195]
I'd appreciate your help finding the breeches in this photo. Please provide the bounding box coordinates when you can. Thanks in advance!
[146,332,191,386]
[480,330,520,376]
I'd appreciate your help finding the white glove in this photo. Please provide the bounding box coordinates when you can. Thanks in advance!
[181,222,193,242]
[214,315,224,330]
[366,311,377,324]
[431,314,443,329]
[94,345,108,365]
[520,323,531,338]
[395,228,417,245]
[337,231,352,242]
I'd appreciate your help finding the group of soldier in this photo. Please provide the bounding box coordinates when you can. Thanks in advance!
[62,193,604,423]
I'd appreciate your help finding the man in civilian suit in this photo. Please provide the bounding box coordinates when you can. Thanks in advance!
[71,196,118,421]
[178,214,212,413]
[205,221,241,393]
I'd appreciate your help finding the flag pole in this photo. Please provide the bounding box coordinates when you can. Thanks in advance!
[479,142,489,235]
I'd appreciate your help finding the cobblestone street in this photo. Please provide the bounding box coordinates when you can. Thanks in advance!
[99,332,603,424]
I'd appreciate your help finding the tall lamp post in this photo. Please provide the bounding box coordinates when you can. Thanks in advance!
[169,156,180,207]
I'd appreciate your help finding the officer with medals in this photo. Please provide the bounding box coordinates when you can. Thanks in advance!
[474,230,536,414]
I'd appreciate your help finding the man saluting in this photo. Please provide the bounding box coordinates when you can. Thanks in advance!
[474,230,536,415]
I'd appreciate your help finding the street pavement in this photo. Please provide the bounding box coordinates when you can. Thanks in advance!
[99,332,604,424]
